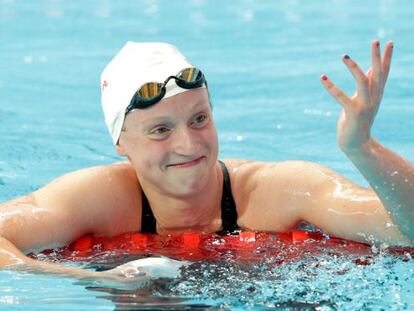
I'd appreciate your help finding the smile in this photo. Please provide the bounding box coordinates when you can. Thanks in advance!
[167,156,205,168]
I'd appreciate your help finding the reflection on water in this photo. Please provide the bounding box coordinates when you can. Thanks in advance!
[91,284,215,311]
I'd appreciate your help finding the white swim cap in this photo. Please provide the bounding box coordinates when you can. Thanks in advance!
[100,42,198,144]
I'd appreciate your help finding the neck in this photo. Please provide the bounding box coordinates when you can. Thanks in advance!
[140,162,223,234]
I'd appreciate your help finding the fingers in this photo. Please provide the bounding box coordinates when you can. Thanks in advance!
[320,74,352,109]
[366,67,372,79]
[342,55,370,104]
[322,40,394,110]
[382,40,394,84]
[342,55,367,86]
[370,40,383,104]
[341,40,393,105]
[371,40,382,79]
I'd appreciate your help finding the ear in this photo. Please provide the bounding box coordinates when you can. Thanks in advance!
[115,142,127,156]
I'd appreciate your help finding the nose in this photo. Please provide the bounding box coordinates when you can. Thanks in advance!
[172,126,198,156]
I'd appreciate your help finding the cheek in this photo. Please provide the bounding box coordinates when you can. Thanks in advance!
[120,137,146,166]
[204,124,218,151]
[133,140,171,169]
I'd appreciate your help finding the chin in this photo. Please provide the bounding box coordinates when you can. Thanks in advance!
[175,175,208,195]
[166,169,210,197]
[171,186,203,198]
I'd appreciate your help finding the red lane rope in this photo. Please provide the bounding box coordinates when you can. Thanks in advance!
[29,231,414,265]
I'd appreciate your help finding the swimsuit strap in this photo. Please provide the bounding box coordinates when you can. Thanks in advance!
[140,160,240,234]
[216,160,240,235]
[141,189,157,233]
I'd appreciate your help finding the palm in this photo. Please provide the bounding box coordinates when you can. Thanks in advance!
[336,91,376,151]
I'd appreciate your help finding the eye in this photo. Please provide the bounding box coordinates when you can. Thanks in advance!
[191,113,209,128]
[149,126,171,140]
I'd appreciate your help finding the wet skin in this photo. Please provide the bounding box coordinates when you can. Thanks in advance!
[1,88,410,247]
[0,40,413,285]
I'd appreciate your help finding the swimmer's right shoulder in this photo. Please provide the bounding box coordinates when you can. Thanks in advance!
[34,161,142,237]
[108,161,138,182]
[49,161,140,189]
[81,161,141,195]
[106,161,141,190]
[37,161,141,213]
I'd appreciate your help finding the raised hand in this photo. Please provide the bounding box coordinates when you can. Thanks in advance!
[320,40,393,154]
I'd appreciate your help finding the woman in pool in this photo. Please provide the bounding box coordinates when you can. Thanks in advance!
[0,40,413,285]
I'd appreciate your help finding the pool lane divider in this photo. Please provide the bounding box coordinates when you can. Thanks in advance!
[29,230,414,265]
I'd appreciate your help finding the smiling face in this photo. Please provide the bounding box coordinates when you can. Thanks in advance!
[116,88,218,198]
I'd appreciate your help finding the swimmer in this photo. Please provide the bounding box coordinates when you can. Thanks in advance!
[1,40,413,286]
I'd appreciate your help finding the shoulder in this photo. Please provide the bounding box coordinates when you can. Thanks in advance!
[220,159,340,231]
[222,158,357,206]
[35,161,142,236]
[44,161,139,191]
[222,159,327,186]
[54,161,137,182]
[222,160,333,212]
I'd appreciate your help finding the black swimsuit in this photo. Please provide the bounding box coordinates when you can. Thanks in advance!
[140,160,240,235]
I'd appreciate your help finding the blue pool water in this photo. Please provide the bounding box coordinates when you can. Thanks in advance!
[1,0,414,309]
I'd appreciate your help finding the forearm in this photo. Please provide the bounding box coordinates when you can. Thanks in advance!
[22,258,109,282]
[345,137,414,240]
[0,237,124,285]
[1,236,96,277]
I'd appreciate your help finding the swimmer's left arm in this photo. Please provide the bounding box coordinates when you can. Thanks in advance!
[229,160,411,245]
[298,162,413,246]
[320,40,414,242]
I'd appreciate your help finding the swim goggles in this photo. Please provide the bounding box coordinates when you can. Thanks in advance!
[125,67,206,113]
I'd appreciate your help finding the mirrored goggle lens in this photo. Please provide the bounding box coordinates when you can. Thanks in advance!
[137,82,164,100]
[178,68,203,83]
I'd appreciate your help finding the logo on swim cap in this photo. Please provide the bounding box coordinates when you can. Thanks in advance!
[102,80,108,91]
